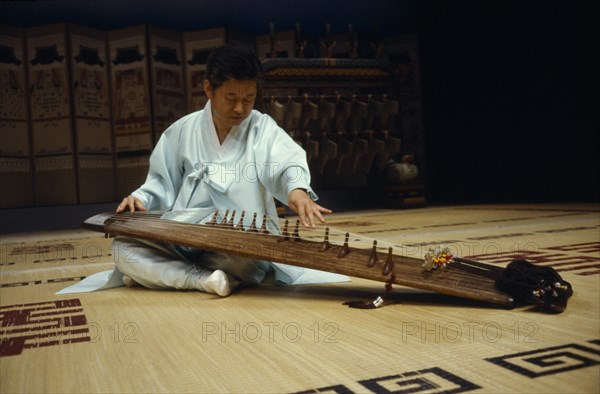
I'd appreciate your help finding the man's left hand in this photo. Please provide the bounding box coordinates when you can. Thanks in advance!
[287,188,332,228]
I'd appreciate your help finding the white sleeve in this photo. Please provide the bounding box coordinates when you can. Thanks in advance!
[254,114,317,205]
[131,124,184,211]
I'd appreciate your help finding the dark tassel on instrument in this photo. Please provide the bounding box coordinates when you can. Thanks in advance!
[495,260,573,313]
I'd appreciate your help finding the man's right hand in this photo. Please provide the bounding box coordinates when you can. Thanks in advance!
[116,195,146,213]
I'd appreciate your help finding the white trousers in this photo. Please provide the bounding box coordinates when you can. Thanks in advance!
[113,236,270,290]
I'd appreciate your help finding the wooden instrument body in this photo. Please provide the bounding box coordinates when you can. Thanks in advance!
[83,212,514,308]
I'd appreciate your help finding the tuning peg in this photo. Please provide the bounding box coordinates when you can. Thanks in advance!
[368,240,378,267]
[259,214,270,234]
[278,219,290,242]
[337,233,350,258]
[383,247,395,275]
[247,212,259,232]
[320,227,331,251]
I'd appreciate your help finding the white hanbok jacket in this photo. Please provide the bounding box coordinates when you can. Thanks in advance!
[132,100,315,218]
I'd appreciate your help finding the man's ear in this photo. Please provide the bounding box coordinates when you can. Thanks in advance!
[203,80,213,99]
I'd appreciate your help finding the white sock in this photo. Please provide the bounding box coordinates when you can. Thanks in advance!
[199,270,238,297]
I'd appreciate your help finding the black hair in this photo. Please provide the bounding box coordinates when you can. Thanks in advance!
[205,43,263,90]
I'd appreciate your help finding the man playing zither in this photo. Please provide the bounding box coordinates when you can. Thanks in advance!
[113,44,347,296]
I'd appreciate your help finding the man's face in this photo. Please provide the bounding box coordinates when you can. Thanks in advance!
[204,79,257,131]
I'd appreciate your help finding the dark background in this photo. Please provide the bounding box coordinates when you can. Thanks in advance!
[418,0,599,204]
[1,0,599,207]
